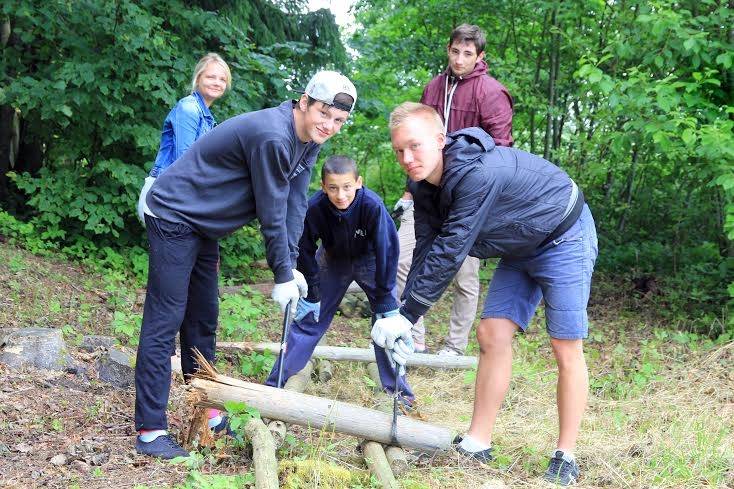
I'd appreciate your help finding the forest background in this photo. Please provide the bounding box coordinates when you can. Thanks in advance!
[0,0,732,336]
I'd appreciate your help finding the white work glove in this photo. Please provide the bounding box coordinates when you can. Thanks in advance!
[371,313,413,349]
[393,198,414,213]
[385,337,414,376]
[137,176,156,225]
[292,269,308,298]
[271,279,300,313]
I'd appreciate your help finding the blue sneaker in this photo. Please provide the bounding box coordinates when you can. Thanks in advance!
[453,435,493,463]
[544,450,580,485]
[135,434,189,460]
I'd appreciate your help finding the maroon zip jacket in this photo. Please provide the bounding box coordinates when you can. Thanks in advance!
[420,59,514,147]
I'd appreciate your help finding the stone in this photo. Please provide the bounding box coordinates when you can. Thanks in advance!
[96,348,134,389]
[90,452,109,466]
[0,328,71,371]
[80,335,117,352]
[50,454,68,466]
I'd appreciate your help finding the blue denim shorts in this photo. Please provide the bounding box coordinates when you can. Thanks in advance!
[481,205,598,339]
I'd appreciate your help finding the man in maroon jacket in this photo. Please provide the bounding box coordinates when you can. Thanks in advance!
[394,24,514,356]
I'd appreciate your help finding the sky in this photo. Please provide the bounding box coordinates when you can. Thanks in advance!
[307,0,355,27]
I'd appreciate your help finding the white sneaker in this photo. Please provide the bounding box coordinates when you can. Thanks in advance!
[437,347,460,356]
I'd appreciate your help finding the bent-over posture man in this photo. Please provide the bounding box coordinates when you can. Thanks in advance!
[373,102,597,486]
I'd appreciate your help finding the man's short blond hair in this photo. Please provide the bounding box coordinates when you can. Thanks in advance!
[389,102,444,134]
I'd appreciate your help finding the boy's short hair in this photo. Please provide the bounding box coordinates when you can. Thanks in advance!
[448,24,486,55]
[389,102,444,134]
[321,155,359,181]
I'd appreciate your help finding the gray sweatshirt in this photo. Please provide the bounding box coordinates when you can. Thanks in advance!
[146,100,320,283]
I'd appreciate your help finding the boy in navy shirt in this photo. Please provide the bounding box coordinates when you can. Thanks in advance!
[266,155,414,402]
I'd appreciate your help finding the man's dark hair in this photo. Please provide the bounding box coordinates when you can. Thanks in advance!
[307,93,355,112]
[321,155,359,181]
[448,24,486,55]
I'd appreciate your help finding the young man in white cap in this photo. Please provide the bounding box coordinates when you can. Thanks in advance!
[134,71,357,459]
[376,102,597,486]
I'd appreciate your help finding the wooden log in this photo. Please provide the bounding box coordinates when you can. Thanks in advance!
[243,417,278,489]
[219,342,477,370]
[316,359,333,383]
[385,446,409,477]
[190,375,454,452]
[362,441,399,489]
[284,360,313,393]
[366,362,383,391]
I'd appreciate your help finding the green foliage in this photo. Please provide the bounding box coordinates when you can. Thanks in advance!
[347,0,733,334]
[238,351,275,380]
[218,288,266,340]
[1,0,345,284]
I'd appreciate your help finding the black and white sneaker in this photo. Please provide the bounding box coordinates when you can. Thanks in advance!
[453,435,494,463]
[135,434,189,460]
[544,450,580,485]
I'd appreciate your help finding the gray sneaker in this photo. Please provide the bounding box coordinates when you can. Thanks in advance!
[544,450,580,485]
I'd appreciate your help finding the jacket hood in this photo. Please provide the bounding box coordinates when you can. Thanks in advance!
[444,59,489,81]
[444,127,496,161]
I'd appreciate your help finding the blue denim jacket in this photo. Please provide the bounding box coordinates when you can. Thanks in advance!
[149,91,216,177]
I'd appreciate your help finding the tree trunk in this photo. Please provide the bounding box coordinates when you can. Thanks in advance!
[219,342,478,370]
[543,3,560,160]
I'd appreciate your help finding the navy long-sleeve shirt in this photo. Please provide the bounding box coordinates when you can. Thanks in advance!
[297,186,399,314]
[146,100,320,283]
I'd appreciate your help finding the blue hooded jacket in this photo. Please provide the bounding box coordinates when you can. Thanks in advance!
[298,186,399,314]
[401,127,577,323]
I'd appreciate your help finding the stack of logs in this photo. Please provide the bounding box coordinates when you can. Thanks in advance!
[189,342,477,488]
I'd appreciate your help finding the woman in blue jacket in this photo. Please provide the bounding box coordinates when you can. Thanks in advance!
[137,53,231,222]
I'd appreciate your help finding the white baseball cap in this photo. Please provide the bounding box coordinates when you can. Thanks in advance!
[304,71,357,112]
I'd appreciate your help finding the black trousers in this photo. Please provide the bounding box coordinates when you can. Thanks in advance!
[134,215,219,430]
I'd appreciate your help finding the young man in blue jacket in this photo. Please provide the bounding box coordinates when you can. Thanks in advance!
[265,155,414,403]
[374,102,597,486]
[135,71,357,459]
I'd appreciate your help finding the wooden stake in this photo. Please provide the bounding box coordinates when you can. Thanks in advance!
[366,362,383,392]
[362,441,399,489]
[385,446,409,476]
[316,359,333,383]
[244,417,279,489]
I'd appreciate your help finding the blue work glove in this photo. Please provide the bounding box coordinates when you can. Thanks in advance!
[393,198,414,213]
[294,298,320,322]
[371,312,412,349]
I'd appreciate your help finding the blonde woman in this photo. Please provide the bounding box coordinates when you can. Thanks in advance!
[137,53,231,222]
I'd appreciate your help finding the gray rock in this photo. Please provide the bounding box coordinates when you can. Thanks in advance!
[80,335,117,352]
[96,348,134,389]
[0,328,71,371]
[50,454,68,466]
